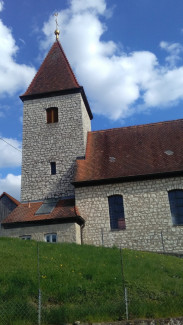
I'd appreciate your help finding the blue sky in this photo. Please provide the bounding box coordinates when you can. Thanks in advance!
[0,0,183,199]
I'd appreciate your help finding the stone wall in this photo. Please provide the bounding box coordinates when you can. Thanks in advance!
[21,93,91,202]
[1,222,81,244]
[76,176,183,253]
[81,98,91,149]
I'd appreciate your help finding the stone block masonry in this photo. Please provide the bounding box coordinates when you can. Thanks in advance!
[76,176,183,254]
[21,93,91,202]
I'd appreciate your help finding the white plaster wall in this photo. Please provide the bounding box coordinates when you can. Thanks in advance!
[1,222,81,244]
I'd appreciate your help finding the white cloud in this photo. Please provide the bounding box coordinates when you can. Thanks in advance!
[70,0,106,14]
[0,104,10,117]
[40,0,183,120]
[160,41,183,67]
[0,1,4,12]
[144,66,183,107]
[0,137,21,200]
[0,19,36,97]
[0,137,22,167]
[0,174,21,200]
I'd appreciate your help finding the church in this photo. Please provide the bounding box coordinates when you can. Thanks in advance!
[0,29,183,254]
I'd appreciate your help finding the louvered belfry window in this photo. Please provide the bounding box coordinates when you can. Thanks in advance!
[47,107,58,123]
[108,195,126,230]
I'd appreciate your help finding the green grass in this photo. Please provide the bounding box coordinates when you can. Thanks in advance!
[0,237,183,324]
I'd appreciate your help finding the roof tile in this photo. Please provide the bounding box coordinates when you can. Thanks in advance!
[22,41,80,97]
[2,198,82,224]
[74,119,183,184]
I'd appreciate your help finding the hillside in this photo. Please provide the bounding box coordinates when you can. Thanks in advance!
[0,238,183,325]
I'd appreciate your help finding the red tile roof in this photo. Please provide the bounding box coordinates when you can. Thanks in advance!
[0,192,20,206]
[21,41,80,97]
[2,198,83,225]
[74,119,183,185]
[20,40,93,120]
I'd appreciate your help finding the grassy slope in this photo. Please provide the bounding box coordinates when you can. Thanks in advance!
[0,237,183,324]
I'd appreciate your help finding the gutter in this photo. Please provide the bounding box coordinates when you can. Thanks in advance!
[80,222,85,245]
[73,170,183,188]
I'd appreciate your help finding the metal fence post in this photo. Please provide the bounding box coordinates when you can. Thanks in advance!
[101,228,104,246]
[161,230,165,253]
[38,289,42,325]
[37,243,41,325]
[124,287,129,320]
[120,247,129,320]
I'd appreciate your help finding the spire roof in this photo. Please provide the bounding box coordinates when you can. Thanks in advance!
[22,40,80,97]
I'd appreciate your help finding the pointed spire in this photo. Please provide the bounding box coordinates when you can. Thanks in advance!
[21,41,80,97]
[20,29,93,120]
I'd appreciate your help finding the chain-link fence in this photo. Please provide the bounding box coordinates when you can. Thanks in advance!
[0,238,183,325]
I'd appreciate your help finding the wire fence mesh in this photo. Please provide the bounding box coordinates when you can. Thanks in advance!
[0,238,183,325]
[0,299,38,325]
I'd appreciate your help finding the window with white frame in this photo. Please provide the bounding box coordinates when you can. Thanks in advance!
[45,233,57,243]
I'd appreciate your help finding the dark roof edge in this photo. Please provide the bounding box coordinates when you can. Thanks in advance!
[73,170,183,187]
[20,87,93,120]
[2,215,85,228]
[0,192,20,206]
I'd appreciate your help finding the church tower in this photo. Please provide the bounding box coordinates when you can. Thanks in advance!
[20,35,92,202]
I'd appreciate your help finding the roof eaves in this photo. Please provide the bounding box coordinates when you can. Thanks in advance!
[2,215,84,227]
[20,87,93,120]
[73,170,183,187]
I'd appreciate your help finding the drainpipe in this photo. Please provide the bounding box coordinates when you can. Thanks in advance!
[80,222,85,245]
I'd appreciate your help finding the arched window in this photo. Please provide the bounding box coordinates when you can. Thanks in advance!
[108,195,125,230]
[168,190,183,225]
[46,107,58,123]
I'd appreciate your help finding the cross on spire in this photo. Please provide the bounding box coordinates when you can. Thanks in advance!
[54,13,60,40]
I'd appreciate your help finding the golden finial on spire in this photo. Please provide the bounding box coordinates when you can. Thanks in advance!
[54,13,60,40]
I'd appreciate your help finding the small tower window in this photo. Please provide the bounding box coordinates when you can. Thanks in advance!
[47,107,58,123]
[50,162,56,175]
